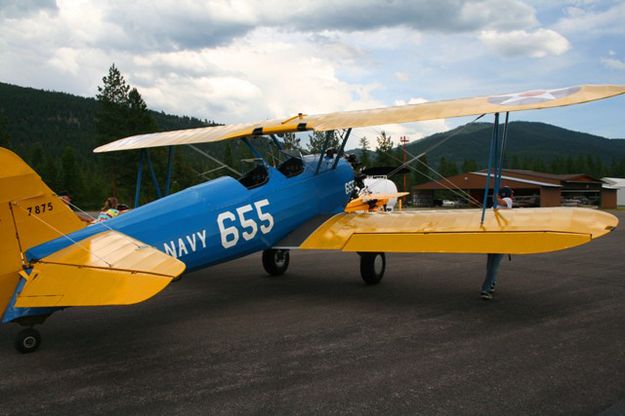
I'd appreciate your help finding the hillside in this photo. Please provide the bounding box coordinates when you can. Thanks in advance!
[0,82,210,159]
[404,121,625,168]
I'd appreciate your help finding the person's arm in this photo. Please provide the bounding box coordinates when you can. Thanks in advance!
[496,195,505,207]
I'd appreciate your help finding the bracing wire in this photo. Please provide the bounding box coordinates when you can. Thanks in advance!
[386,151,482,207]
[65,200,97,222]
[64,200,144,249]
[13,203,114,268]
[364,114,486,200]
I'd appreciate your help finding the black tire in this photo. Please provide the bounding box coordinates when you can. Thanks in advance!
[262,249,290,276]
[15,328,41,354]
[360,252,386,285]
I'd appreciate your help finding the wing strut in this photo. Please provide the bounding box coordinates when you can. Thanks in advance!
[493,112,510,207]
[315,130,334,174]
[481,113,499,224]
[165,146,175,195]
[332,128,352,169]
[270,134,283,150]
[480,112,511,224]
[134,146,177,208]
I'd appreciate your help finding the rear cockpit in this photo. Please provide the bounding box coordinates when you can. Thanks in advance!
[277,154,305,178]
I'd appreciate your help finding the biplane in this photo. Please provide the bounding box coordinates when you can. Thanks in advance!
[1,84,623,353]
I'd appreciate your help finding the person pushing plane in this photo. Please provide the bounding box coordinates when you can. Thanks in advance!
[481,186,514,300]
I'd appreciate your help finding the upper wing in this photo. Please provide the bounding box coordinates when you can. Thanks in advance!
[280,207,618,255]
[94,84,625,153]
[14,230,186,308]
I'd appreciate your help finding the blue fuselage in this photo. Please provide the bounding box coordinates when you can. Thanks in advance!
[26,155,355,272]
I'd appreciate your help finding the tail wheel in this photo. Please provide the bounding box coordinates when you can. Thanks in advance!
[15,328,41,354]
[359,252,386,285]
[262,249,290,276]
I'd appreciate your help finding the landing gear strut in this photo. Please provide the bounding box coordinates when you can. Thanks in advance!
[262,249,290,276]
[359,252,386,285]
[14,327,41,354]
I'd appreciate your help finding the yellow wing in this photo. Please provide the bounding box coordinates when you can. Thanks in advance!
[295,207,617,255]
[94,84,625,153]
[14,230,186,308]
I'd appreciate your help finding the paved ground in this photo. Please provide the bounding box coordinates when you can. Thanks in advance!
[1,211,625,415]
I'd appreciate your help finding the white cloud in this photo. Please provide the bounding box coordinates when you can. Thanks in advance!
[48,47,81,74]
[120,28,388,150]
[556,2,625,35]
[0,1,540,54]
[601,57,625,71]
[459,0,537,31]
[1,0,622,144]
[395,72,410,82]
[0,0,57,19]
[479,29,570,58]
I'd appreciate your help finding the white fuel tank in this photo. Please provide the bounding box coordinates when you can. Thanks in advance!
[363,176,399,210]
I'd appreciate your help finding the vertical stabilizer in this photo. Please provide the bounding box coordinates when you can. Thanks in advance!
[0,147,85,315]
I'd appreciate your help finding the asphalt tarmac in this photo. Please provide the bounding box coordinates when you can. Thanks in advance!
[1,211,625,416]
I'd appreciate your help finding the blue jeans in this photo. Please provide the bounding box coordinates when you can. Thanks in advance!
[481,254,504,293]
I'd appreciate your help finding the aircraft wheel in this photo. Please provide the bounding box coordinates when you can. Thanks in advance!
[15,328,41,354]
[262,249,290,276]
[360,252,386,285]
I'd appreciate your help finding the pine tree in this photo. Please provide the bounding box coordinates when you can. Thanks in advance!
[307,131,338,154]
[59,146,84,203]
[95,64,158,204]
[96,63,131,141]
[281,132,303,151]
[375,131,394,166]
[413,154,429,184]
[439,156,458,177]
[223,143,234,168]
[510,154,520,170]
[461,159,478,173]
[531,158,546,172]
[359,136,370,168]
[0,115,10,148]
[29,144,44,172]
[566,156,575,173]
[127,88,157,135]
[41,154,60,191]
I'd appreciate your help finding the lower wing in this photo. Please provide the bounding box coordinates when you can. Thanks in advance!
[279,207,617,255]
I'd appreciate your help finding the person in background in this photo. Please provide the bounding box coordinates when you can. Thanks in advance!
[93,196,120,223]
[57,190,92,224]
[481,186,514,300]
[116,203,130,214]
[57,190,72,205]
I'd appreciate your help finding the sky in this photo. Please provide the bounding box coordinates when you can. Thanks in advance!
[1,0,624,149]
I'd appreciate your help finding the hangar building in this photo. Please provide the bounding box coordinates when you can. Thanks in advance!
[602,177,625,207]
[412,169,617,209]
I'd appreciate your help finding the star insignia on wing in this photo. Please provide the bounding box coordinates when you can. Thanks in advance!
[488,86,580,106]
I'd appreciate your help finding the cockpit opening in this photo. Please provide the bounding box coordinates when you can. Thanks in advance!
[238,161,269,189]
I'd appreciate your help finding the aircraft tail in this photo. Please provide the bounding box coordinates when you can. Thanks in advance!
[0,147,86,315]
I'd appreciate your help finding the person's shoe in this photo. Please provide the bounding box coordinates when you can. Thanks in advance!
[488,285,496,294]
[481,292,493,300]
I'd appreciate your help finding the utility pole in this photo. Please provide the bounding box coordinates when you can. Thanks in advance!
[399,136,409,192]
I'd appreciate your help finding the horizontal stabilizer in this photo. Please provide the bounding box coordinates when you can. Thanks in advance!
[15,230,186,308]
[299,207,618,255]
